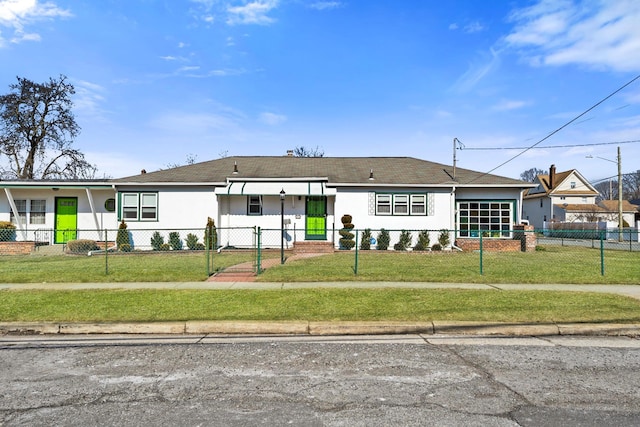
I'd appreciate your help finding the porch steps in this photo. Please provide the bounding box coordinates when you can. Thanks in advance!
[293,241,335,255]
[33,244,65,256]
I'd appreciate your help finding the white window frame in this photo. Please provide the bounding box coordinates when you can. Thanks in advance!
[376,194,392,215]
[247,195,262,215]
[29,200,46,225]
[410,195,426,215]
[376,193,428,216]
[9,199,27,225]
[121,193,139,221]
[457,201,514,238]
[140,193,158,221]
[120,192,158,221]
[393,195,409,215]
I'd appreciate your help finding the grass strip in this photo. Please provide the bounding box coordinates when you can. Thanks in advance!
[2,288,640,323]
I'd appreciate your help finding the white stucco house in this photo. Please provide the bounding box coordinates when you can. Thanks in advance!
[522,164,600,229]
[1,155,535,249]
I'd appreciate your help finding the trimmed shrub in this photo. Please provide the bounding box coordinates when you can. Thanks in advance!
[67,239,99,253]
[376,228,390,251]
[438,229,451,249]
[168,231,183,250]
[119,243,132,252]
[360,228,371,250]
[339,214,355,250]
[431,243,442,251]
[160,243,171,251]
[185,233,200,250]
[414,230,431,251]
[205,217,217,250]
[116,220,131,250]
[0,221,16,242]
[393,230,412,251]
[151,231,164,251]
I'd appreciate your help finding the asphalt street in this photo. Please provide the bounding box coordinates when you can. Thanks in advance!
[1,334,640,426]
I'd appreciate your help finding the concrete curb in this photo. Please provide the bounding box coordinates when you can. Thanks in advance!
[1,321,639,337]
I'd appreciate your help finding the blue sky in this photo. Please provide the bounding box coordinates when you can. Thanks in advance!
[1,0,639,183]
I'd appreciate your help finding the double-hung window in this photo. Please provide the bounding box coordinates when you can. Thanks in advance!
[410,195,426,215]
[121,192,158,221]
[376,193,427,216]
[247,195,262,215]
[376,195,392,215]
[30,200,46,224]
[9,199,27,225]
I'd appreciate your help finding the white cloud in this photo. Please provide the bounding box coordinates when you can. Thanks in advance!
[451,47,501,93]
[0,0,71,46]
[464,21,484,33]
[227,0,278,25]
[448,23,458,30]
[492,99,531,111]
[505,0,640,72]
[308,2,343,11]
[73,79,108,120]
[259,111,287,125]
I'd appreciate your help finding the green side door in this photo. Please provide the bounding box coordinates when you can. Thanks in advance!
[55,197,77,243]
[305,196,326,240]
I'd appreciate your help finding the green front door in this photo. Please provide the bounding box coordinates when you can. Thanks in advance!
[55,197,77,243]
[305,196,326,240]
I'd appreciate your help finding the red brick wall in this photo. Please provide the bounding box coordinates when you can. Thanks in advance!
[0,241,35,255]
[455,239,521,252]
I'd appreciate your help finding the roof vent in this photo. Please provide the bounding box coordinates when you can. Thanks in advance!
[287,150,294,157]
[232,161,238,174]
[141,169,146,174]
[369,169,375,180]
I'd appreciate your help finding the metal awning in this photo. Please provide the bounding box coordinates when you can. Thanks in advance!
[218,181,335,196]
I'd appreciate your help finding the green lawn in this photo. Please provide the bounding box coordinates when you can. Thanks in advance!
[2,288,640,323]
[1,246,639,323]
[1,245,637,284]
[259,247,640,284]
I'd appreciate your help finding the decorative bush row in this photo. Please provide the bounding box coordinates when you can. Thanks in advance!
[356,227,452,251]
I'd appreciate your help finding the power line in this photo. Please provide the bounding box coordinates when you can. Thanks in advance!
[464,73,640,184]
[460,139,640,151]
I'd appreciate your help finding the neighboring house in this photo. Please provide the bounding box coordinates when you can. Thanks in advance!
[1,155,534,248]
[522,164,599,229]
[554,201,637,226]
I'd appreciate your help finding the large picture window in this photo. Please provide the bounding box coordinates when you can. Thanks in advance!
[376,193,427,216]
[457,201,513,238]
[121,192,158,221]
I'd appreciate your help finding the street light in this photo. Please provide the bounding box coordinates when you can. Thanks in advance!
[586,146,623,241]
[280,188,286,264]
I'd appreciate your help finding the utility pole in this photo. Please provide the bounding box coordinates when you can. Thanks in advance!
[617,146,623,242]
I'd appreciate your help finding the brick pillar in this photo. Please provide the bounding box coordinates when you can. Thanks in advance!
[513,224,536,252]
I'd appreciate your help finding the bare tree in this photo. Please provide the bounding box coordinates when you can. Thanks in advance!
[593,180,615,202]
[622,170,640,200]
[293,145,324,157]
[164,153,198,169]
[0,75,96,180]
[519,167,545,182]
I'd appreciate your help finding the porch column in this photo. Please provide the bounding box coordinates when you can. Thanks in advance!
[4,188,27,240]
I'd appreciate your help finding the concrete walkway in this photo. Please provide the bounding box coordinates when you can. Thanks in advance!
[2,281,640,337]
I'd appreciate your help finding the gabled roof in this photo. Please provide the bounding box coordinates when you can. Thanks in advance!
[112,156,530,187]
[524,167,598,199]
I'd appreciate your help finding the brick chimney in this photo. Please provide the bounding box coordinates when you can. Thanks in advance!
[549,164,556,189]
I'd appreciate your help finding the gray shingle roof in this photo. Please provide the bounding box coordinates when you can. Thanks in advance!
[112,156,527,186]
